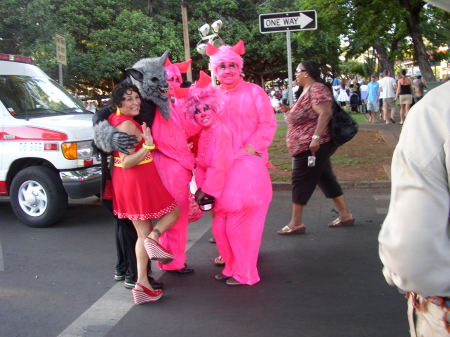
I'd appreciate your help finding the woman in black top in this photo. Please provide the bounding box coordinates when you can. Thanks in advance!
[395,69,413,125]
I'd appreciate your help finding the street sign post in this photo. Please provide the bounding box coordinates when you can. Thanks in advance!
[259,11,317,106]
[55,33,67,85]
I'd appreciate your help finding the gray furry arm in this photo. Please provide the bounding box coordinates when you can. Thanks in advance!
[93,120,116,153]
[93,120,137,154]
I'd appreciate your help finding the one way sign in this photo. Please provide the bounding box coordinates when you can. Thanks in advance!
[259,10,317,33]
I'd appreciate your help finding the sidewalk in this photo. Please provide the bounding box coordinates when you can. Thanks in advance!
[360,121,402,150]
[359,119,402,181]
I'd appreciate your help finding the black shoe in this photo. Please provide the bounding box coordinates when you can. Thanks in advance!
[150,277,164,290]
[167,266,195,275]
[123,278,135,289]
[389,117,395,124]
[114,271,126,281]
[124,277,164,290]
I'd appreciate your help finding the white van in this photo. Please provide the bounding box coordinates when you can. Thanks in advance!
[0,53,101,227]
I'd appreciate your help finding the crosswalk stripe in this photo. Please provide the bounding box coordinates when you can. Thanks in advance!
[57,215,212,337]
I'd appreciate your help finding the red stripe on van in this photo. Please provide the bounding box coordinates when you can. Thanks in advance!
[1,127,68,141]
[0,181,8,195]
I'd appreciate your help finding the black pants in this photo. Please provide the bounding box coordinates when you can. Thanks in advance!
[292,141,343,205]
[103,198,139,281]
[115,218,138,280]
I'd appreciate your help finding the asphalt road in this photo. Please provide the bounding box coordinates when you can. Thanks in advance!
[0,187,408,337]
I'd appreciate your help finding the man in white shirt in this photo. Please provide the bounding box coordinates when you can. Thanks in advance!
[378,70,397,124]
[378,81,450,336]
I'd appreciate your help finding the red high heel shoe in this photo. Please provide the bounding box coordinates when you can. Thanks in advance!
[132,282,163,304]
[144,237,174,264]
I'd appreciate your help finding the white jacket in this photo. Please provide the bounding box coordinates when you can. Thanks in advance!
[378,81,450,297]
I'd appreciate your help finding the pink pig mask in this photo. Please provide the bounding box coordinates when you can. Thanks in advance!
[206,40,245,89]
[186,71,221,128]
[194,104,216,128]
[164,58,192,95]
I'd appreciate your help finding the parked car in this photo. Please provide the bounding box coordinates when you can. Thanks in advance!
[0,53,101,227]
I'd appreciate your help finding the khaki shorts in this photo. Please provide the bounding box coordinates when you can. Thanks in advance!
[383,97,396,110]
[367,100,378,112]
[399,94,412,104]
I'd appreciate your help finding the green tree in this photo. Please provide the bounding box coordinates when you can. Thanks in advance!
[398,0,436,81]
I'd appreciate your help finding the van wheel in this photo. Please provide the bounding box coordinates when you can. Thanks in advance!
[10,166,68,228]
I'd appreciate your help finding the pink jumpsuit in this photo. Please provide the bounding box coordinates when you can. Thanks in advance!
[152,103,199,271]
[198,79,277,285]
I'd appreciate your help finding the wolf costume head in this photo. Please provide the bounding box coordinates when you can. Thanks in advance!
[126,50,170,120]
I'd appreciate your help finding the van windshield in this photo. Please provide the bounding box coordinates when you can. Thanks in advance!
[0,75,90,119]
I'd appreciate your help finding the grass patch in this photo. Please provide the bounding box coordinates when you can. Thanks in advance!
[331,155,368,165]
[349,112,368,124]
[275,113,285,121]
[268,122,393,183]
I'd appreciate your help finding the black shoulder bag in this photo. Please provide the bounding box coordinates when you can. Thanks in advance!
[307,85,358,146]
[330,99,359,146]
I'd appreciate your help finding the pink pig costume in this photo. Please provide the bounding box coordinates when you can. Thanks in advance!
[199,41,276,285]
[153,58,199,271]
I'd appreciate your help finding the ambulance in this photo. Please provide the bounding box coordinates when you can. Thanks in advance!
[0,53,101,227]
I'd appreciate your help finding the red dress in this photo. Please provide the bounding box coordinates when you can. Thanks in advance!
[108,114,176,220]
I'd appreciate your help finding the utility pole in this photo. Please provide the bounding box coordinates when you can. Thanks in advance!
[181,0,192,81]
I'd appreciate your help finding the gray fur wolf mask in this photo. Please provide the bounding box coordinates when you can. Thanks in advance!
[93,51,171,153]
[126,50,170,120]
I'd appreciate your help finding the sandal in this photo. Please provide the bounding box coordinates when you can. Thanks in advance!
[225,277,242,286]
[328,217,355,228]
[214,273,228,281]
[144,237,174,264]
[277,224,306,235]
[214,256,225,266]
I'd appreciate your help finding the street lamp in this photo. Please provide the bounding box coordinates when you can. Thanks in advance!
[196,20,224,85]
[196,20,224,55]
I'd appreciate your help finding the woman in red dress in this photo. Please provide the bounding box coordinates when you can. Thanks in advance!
[108,82,180,304]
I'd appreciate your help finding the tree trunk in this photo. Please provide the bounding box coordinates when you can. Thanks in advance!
[398,0,436,81]
[146,0,155,16]
[372,43,395,75]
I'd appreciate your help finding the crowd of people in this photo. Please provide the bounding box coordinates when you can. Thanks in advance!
[265,69,433,128]
[93,41,280,303]
[332,71,429,125]
[92,41,356,306]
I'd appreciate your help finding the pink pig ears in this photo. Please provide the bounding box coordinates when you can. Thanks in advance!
[206,42,219,56]
[164,57,173,67]
[176,59,192,73]
[164,58,192,74]
[206,40,245,56]
[196,70,212,88]
[231,40,245,55]
[173,86,189,99]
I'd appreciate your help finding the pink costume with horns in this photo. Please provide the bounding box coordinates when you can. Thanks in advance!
[204,41,276,285]
[152,58,199,271]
